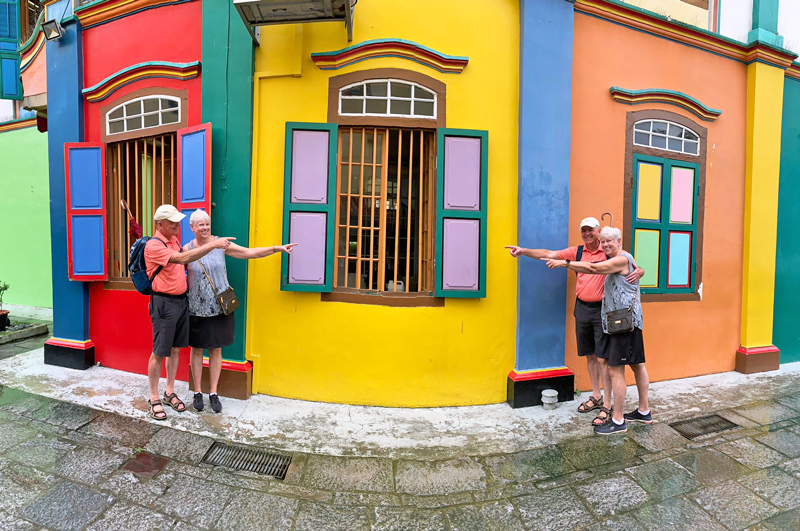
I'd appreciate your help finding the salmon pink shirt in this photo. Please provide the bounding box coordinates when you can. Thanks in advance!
[144,230,187,295]
[557,244,607,302]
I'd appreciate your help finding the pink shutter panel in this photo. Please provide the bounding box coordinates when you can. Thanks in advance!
[435,129,488,298]
[177,123,212,246]
[281,123,337,292]
[65,143,108,281]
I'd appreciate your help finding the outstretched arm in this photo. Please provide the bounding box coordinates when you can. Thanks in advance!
[170,237,234,264]
[225,242,298,259]
[505,246,560,260]
[543,255,629,276]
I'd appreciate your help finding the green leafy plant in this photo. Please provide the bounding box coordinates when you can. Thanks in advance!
[0,282,9,312]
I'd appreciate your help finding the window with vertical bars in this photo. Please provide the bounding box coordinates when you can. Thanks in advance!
[106,133,177,280]
[335,127,436,293]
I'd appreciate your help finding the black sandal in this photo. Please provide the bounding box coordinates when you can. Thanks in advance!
[577,395,603,413]
[592,407,612,426]
[148,399,167,421]
[163,392,186,412]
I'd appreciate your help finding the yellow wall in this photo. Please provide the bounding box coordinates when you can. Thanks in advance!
[247,0,520,406]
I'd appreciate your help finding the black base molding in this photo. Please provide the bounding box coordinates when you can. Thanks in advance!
[506,368,575,409]
[44,340,95,370]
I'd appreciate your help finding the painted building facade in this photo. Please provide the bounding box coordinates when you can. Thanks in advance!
[4,0,799,407]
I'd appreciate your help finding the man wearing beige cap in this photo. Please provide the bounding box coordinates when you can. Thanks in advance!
[144,204,234,421]
[506,217,643,425]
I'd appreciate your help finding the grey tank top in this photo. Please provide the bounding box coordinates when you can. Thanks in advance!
[186,238,231,317]
[601,251,644,333]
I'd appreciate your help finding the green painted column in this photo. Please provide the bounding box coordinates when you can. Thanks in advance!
[749,0,783,47]
[773,77,800,363]
[202,0,254,363]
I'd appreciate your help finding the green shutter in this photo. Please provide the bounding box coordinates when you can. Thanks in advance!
[280,122,337,292]
[435,128,488,298]
[630,153,699,294]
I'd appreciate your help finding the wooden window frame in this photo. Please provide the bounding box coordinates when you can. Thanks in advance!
[100,87,188,143]
[624,109,707,302]
[325,69,445,307]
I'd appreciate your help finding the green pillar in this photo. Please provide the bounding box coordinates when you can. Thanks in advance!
[748,0,783,47]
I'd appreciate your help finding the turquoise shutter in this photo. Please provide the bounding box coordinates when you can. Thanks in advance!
[435,128,488,298]
[0,0,21,100]
[280,122,337,292]
[65,143,108,281]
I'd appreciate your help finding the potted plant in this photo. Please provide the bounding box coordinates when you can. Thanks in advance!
[0,281,9,332]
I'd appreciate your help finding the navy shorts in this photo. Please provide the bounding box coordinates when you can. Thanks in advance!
[605,327,646,367]
[150,293,190,358]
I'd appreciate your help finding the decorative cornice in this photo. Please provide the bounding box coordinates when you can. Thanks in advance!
[75,0,194,29]
[787,62,800,81]
[82,61,200,102]
[19,33,45,73]
[18,10,45,54]
[311,39,469,74]
[610,87,722,121]
[0,118,37,134]
[575,0,798,70]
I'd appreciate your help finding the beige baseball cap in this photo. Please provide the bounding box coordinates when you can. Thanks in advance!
[153,204,186,222]
[580,216,600,228]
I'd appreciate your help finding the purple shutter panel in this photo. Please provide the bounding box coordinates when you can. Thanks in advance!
[436,129,488,298]
[281,123,337,292]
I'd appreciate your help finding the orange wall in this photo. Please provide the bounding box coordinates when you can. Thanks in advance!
[570,13,747,389]
[21,45,47,98]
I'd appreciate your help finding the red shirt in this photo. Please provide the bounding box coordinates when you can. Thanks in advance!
[557,244,607,302]
[144,230,187,295]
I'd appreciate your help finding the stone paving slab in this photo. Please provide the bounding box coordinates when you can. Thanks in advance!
[754,428,800,458]
[625,458,701,501]
[215,490,298,531]
[372,506,448,531]
[738,467,800,510]
[485,445,575,484]
[78,412,161,449]
[84,502,176,531]
[294,501,371,531]
[575,472,649,518]
[395,457,487,496]
[514,487,595,531]
[673,448,750,485]
[632,496,726,531]
[715,438,785,469]
[143,427,214,464]
[445,500,525,531]
[693,480,780,530]
[302,455,394,492]
[152,473,235,529]
[20,481,113,531]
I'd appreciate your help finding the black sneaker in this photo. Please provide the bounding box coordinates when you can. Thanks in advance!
[209,394,222,413]
[594,419,627,435]
[192,392,204,411]
[624,409,653,424]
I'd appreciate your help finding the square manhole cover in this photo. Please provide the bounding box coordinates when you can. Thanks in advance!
[669,414,739,439]
[201,442,292,479]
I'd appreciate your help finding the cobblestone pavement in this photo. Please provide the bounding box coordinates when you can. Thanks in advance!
[2,383,800,530]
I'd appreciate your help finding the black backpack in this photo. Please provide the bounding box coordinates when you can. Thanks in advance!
[128,237,167,295]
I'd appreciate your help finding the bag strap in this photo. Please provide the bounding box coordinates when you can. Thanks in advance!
[148,237,169,282]
[192,240,218,293]
[576,245,583,262]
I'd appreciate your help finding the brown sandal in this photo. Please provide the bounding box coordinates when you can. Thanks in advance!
[592,407,612,426]
[577,395,603,413]
[148,399,167,421]
[163,392,186,412]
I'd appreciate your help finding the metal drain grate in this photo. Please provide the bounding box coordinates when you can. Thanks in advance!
[669,414,739,440]
[201,442,292,479]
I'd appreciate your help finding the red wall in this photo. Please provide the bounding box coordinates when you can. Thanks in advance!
[84,1,201,379]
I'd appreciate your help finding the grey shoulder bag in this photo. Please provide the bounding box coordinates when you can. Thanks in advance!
[606,307,634,334]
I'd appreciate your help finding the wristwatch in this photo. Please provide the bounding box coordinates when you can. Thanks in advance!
[565,260,571,266]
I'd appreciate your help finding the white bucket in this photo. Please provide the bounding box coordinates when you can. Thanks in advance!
[541,389,559,410]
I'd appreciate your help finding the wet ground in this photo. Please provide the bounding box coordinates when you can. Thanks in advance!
[1,318,800,529]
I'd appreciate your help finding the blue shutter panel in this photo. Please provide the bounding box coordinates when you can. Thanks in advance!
[176,123,212,246]
[0,0,21,100]
[65,143,109,281]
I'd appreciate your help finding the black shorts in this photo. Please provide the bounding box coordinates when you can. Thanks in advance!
[150,294,190,358]
[574,299,608,358]
[189,313,235,350]
[605,327,646,367]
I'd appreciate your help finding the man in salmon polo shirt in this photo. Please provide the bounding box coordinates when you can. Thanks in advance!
[505,217,643,425]
[144,204,234,421]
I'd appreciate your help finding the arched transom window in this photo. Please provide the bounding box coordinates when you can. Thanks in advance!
[633,120,699,156]
[339,79,436,118]
[106,96,181,136]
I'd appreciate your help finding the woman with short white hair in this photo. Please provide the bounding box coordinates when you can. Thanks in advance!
[544,226,651,435]
[184,209,296,413]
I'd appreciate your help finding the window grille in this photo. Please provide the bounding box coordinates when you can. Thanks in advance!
[106,96,181,137]
[633,120,699,156]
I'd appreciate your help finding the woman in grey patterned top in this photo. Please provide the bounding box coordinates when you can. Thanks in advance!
[544,226,651,436]
[184,210,296,413]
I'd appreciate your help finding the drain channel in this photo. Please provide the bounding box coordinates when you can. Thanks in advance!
[669,414,739,440]
[201,442,292,479]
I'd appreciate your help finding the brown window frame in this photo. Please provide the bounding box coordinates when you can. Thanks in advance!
[623,109,707,303]
[100,87,188,143]
[322,69,445,307]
